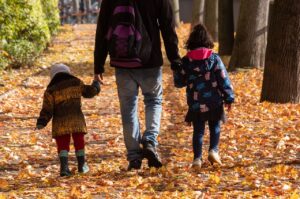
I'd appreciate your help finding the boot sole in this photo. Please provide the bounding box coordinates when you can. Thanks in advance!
[78,163,90,174]
[78,168,89,174]
[127,161,142,171]
[143,149,162,168]
[60,171,72,177]
[127,166,141,171]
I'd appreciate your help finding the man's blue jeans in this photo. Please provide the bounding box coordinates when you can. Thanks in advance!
[115,67,163,161]
[192,120,221,160]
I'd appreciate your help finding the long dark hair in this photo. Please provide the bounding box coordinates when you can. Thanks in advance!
[185,24,214,50]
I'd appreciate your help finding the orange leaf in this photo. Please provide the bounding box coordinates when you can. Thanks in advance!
[0,179,9,190]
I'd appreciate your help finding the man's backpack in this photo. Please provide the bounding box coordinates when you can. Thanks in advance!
[106,0,152,68]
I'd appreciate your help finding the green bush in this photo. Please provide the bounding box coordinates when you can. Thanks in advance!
[0,40,8,69]
[0,52,9,69]
[41,0,60,35]
[4,40,39,67]
[0,0,60,68]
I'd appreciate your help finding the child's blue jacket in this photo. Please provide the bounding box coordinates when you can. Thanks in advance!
[174,48,234,120]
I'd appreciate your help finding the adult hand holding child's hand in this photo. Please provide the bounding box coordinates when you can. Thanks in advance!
[94,74,104,85]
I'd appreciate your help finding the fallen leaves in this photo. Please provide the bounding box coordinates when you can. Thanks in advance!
[209,174,221,184]
[0,24,299,198]
[0,179,9,190]
[291,190,300,199]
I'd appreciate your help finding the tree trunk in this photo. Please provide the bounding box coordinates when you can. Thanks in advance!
[229,0,269,69]
[73,0,81,24]
[204,0,218,41]
[171,0,180,27]
[218,0,234,55]
[85,0,92,23]
[98,0,102,9]
[191,0,205,28]
[268,1,274,28]
[261,0,300,103]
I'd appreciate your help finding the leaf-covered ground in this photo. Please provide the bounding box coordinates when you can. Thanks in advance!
[0,24,299,198]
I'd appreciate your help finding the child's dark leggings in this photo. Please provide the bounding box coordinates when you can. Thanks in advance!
[192,120,221,160]
[55,133,85,153]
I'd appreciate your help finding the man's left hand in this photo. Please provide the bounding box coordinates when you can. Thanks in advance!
[94,74,104,85]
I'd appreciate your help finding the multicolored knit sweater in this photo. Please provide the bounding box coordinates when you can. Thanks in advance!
[174,48,234,121]
[37,73,100,138]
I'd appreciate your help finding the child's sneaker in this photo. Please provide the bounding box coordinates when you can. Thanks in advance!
[208,150,222,165]
[192,158,202,169]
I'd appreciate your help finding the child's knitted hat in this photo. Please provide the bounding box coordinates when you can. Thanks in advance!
[50,63,71,80]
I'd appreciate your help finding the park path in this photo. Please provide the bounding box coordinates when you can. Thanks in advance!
[0,25,299,198]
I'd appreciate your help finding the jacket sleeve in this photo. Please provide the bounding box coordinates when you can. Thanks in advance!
[82,81,100,98]
[214,55,235,104]
[158,0,181,70]
[37,91,54,127]
[185,109,194,123]
[173,58,188,88]
[94,0,111,74]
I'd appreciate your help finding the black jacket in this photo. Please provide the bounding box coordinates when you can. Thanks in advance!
[94,0,181,74]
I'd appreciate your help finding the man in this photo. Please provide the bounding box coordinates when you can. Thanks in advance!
[94,0,181,170]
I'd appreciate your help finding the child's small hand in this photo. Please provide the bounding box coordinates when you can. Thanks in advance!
[36,124,45,130]
[92,80,101,93]
[225,103,232,112]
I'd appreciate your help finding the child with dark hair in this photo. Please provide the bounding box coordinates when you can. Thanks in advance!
[174,24,234,168]
[36,63,100,176]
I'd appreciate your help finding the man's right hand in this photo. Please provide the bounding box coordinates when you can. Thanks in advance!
[94,74,104,85]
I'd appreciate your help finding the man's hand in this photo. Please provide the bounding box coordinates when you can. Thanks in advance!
[225,103,232,112]
[94,74,104,85]
[185,122,192,127]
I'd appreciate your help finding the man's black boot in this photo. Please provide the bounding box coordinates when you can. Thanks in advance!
[142,141,162,168]
[127,159,142,171]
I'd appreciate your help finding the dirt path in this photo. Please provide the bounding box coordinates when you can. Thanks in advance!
[0,25,299,198]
